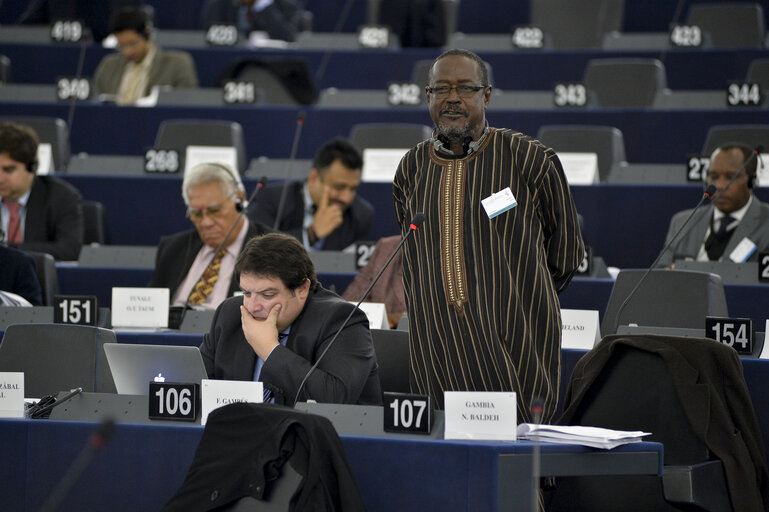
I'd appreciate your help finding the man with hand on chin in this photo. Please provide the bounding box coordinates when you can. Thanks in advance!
[200,233,382,406]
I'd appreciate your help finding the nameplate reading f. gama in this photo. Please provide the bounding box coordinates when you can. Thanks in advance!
[444,391,517,441]
[111,287,169,328]
[200,379,264,425]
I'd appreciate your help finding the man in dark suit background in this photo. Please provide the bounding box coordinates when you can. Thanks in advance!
[0,121,83,261]
[0,246,42,305]
[247,138,375,251]
[149,162,270,309]
[200,233,382,406]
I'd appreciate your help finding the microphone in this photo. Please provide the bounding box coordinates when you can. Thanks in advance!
[66,33,89,142]
[530,397,544,512]
[292,212,425,405]
[176,175,268,326]
[610,184,716,334]
[38,418,115,512]
[27,387,83,419]
[312,0,357,87]
[273,111,307,231]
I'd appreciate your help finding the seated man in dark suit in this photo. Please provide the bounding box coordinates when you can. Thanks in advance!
[93,8,198,105]
[0,246,42,305]
[0,122,83,261]
[149,162,270,309]
[200,0,308,42]
[247,138,375,251]
[659,142,769,267]
[200,233,382,406]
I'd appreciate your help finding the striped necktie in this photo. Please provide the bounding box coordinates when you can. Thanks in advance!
[262,331,289,403]
[188,247,227,305]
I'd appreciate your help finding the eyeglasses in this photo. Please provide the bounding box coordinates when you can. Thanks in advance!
[186,197,233,222]
[426,85,487,98]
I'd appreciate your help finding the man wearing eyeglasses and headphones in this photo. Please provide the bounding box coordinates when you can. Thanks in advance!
[393,49,584,424]
[149,162,271,309]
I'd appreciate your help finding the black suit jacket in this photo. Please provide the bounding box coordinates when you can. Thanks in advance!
[6,175,83,261]
[0,246,42,305]
[561,334,769,512]
[148,221,268,301]
[247,181,375,251]
[200,287,382,406]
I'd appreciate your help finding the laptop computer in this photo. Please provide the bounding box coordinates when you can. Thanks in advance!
[103,344,209,395]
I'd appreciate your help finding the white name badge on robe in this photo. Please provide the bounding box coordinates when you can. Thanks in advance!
[352,301,389,330]
[760,320,769,360]
[0,372,24,418]
[481,187,517,219]
[185,146,239,175]
[36,143,53,174]
[729,237,757,263]
[561,309,601,349]
[361,148,408,182]
[557,152,599,185]
[111,287,169,328]
[200,379,264,425]
[444,391,517,441]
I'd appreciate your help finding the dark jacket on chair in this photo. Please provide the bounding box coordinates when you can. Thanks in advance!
[561,334,769,512]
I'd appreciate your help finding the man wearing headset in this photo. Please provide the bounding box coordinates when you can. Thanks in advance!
[149,162,271,309]
[93,7,198,105]
[659,142,769,267]
[0,122,83,261]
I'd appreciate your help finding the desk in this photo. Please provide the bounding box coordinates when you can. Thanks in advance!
[0,417,661,512]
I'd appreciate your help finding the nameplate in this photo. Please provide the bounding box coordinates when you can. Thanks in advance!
[561,309,600,349]
[444,391,517,441]
[557,152,598,184]
[762,320,769,359]
[685,154,709,182]
[148,382,199,421]
[53,295,98,326]
[383,393,433,434]
[353,302,388,330]
[0,372,24,418]
[36,143,53,174]
[705,316,754,356]
[185,146,238,175]
[200,379,263,425]
[361,148,408,183]
[111,287,169,328]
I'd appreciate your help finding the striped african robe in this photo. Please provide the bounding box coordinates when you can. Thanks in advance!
[393,128,584,423]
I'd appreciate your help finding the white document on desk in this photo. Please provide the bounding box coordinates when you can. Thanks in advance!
[517,424,651,449]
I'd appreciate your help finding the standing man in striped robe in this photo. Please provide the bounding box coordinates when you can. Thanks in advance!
[393,49,584,423]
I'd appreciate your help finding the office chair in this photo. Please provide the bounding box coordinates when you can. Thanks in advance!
[686,3,765,48]
[411,58,494,88]
[551,334,768,511]
[600,269,728,336]
[536,125,627,182]
[163,403,366,512]
[81,200,108,245]
[0,323,116,397]
[530,0,624,49]
[25,251,59,306]
[371,328,410,395]
[154,119,247,174]
[349,123,432,153]
[583,58,668,108]
[217,57,318,105]
[701,124,769,157]
[747,58,769,90]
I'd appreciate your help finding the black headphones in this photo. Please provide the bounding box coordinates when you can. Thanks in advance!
[208,162,246,211]
[27,157,38,174]
[432,123,489,156]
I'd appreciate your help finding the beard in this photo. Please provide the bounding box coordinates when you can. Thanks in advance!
[435,106,472,141]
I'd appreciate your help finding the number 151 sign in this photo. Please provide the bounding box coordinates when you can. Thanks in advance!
[53,295,98,326]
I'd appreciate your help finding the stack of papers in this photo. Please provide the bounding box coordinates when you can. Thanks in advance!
[517,424,651,449]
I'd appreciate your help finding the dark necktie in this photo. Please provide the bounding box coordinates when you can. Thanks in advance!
[705,214,735,260]
[263,331,289,402]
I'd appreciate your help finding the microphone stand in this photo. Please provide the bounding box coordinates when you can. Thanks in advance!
[292,213,425,405]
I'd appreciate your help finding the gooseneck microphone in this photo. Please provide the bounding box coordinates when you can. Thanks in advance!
[274,111,307,231]
[530,397,544,512]
[610,184,716,333]
[177,176,268,326]
[38,418,115,512]
[292,212,426,406]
